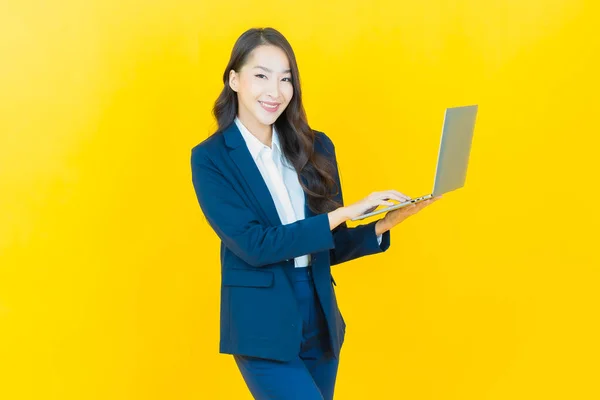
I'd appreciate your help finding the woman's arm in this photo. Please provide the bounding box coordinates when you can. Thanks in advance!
[191,146,345,268]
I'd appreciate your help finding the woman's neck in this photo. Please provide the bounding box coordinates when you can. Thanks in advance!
[237,114,272,148]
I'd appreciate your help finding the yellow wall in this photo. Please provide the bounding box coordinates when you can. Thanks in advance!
[1,1,598,399]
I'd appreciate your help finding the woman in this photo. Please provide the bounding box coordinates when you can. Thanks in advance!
[191,27,440,400]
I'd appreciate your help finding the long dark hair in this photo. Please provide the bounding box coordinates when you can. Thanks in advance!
[212,27,341,215]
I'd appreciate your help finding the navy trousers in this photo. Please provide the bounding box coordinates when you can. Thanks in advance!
[233,266,340,399]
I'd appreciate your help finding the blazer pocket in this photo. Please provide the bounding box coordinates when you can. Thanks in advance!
[222,268,274,288]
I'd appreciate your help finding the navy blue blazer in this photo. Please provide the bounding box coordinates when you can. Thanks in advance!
[190,122,391,362]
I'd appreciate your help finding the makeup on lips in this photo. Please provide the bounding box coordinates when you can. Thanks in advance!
[259,101,280,113]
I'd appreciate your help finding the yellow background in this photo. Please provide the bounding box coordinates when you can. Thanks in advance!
[1,0,599,399]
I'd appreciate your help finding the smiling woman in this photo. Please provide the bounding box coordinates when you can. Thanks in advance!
[190,27,420,400]
[190,27,398,400]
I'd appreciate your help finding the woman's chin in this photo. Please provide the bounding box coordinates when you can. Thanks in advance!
[257,115,279,126]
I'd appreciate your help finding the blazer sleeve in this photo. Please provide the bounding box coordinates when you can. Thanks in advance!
[323,134,391,266]
[191,146,336,268]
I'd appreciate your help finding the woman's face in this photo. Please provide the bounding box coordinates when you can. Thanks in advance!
[229,45,294,131]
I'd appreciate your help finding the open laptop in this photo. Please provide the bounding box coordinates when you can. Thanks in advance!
[351,104,478,221]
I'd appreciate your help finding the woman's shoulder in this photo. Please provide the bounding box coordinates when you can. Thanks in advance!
[312,129,336,157]
[191,131,225,161]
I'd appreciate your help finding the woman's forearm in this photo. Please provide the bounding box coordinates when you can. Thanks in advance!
[375,219,390,236]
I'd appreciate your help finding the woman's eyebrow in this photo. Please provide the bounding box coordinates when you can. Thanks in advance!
[253,65,292,74]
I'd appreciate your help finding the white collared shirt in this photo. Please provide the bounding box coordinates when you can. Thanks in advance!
[235,117,381,268]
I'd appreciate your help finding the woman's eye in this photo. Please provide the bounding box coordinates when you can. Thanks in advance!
[255,74,291,82]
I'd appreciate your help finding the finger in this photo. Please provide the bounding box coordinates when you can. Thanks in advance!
[365,199,395,213]
[393,190,412,201]
[380,191,410,202]
[388,190,411,201]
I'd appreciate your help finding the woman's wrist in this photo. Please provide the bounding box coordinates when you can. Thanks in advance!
[375,219,390,236]
[328,207,350,230]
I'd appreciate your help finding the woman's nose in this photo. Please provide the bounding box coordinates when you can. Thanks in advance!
[266,80,280,98]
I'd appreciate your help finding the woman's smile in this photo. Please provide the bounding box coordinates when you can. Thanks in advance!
[259,101,280,112]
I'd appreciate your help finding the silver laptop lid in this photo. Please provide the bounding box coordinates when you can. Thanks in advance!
[432,105,478,197]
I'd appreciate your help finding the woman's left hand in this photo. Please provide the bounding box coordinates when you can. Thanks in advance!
[377,196,442,233]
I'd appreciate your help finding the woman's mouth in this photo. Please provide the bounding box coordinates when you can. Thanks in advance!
[259,101,280,113]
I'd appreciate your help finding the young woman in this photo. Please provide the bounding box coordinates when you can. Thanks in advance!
[191,27,440,400]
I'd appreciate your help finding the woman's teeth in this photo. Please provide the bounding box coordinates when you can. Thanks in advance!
[260,101,280,112]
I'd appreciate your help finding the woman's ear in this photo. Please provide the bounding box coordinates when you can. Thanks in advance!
[229,70,238,92]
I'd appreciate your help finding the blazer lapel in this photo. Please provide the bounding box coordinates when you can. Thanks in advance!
[224,122,316,226]
[224,123,282,227]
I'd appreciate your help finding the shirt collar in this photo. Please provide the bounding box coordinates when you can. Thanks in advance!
[234,117,281,162]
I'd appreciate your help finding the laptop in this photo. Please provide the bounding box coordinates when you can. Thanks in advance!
[351,104,479,221]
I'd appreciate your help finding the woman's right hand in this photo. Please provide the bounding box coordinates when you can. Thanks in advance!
[343,190,411,220]
[328,190,412,230]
